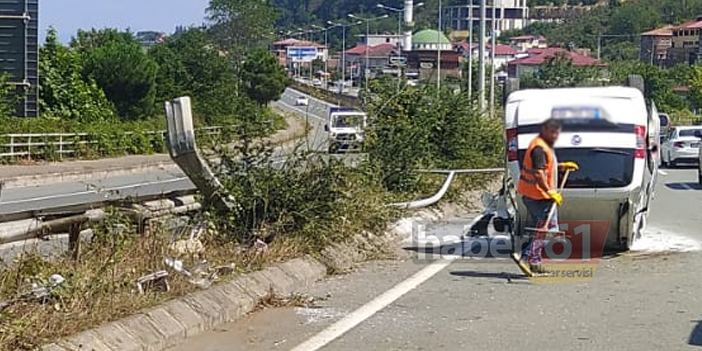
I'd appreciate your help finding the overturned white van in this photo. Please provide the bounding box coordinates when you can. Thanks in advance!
[498,77,660,252]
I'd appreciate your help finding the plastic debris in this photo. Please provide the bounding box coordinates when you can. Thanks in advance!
[136,271,170,294]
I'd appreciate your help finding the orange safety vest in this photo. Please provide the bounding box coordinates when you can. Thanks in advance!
[517,136,555,200]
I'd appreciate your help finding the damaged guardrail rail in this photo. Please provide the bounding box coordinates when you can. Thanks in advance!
[388,168,505,209]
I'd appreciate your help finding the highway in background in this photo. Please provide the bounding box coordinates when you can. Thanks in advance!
[172,167,702,351]
[0,88,333,220]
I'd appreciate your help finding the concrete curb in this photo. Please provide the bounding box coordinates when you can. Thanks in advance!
[40,206,453,351]
[42,256,327,351]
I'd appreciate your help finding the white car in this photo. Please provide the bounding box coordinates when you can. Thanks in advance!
[661,126,702,168]
[295,96,309,106]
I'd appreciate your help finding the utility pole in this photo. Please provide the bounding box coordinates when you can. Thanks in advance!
[478,0,486,112]
[348,14,389,91]
[437,0,442,90]
[489,0,496,117]
[468,4,473,101]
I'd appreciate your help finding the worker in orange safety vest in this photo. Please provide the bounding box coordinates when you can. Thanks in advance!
[515,118,578,274]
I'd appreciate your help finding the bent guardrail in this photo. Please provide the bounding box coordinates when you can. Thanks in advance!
[165,97,236,213]
[388,168,505,209]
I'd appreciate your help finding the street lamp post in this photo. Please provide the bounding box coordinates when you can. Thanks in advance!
[377,2,424,92]
[348,13,389,90]
[328,20,362,94]
[313,24,337,85]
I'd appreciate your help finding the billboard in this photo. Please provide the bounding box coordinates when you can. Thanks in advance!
[0,0,39,117]
[286,46,318,63]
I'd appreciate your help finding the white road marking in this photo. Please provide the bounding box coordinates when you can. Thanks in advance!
[288,259,453,351]
[288,214,484,351]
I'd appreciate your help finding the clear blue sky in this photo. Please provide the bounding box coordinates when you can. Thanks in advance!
[40,0,210,43]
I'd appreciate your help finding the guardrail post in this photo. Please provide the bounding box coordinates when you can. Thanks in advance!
[68,223,81,261]
[27,135,31,160]
[9,135,13,157]
[165,97,236,212]
[59,134,64,160]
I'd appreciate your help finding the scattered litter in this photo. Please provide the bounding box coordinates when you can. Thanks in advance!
[0,273,67,311]
[136,271,170,294]
[163,258,234,289]
[170,238,205,255]
[214,263,236,276]
[254,239,268,255]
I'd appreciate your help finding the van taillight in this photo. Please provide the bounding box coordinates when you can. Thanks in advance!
[634,125,645,158]
[506,128,518,161]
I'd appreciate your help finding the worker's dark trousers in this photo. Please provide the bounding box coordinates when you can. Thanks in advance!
[521,197,558,265]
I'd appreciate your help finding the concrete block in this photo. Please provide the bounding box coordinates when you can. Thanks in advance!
[115,314,167,351]
[219,282,256,317]
[142,307,186,347]
[257,266,295,296]
[299,256,327,277]
[162,300,206,338]
[232,274,270,300]
[90,323,142,351]
[200,287,240,322]
[59,330,112,351]
[40,343,70,351]
[181,293,224,327]
[278,259,309,284]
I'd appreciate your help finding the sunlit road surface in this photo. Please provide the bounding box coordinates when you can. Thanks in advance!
[171,166,702,351]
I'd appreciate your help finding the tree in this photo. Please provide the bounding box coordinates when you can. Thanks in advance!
[608,60,685,111]
[688,66,702,111]
[239,48,290,105]
[149,27,241,123]
[207,0,277,52]
[521,52,603,89]
[39,28,116,121]
[80,31,159,120]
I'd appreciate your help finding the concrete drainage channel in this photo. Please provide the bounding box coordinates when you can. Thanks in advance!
[39,206,455,351]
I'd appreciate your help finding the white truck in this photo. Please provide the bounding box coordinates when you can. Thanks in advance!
[324,107,367,154]
[492,76,661,252]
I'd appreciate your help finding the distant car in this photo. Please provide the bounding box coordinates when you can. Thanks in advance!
[313,79,323,87]
[661,126,702,167]
[295,96,309,106]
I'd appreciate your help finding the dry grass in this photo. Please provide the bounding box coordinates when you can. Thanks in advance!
[0,211,320,350]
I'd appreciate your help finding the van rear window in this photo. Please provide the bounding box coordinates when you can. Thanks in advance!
[557,148,634,188]
[518,148,634,188]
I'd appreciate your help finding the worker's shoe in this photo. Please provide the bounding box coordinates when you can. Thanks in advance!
[529,264,548,274]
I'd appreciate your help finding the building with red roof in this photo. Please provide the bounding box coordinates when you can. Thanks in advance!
[640,26,673,66]
[507,47,605,78]
[343,43,399,78]
[640,15,702,67]
[454,42,518,69]
[271,38,328,67]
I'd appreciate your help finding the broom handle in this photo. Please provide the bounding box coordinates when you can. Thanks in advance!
[544,169,570,227]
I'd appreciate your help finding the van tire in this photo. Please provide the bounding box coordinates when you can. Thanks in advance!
[626,74,645,95]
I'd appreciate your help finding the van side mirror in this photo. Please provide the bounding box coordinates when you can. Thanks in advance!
[324,125,329,132]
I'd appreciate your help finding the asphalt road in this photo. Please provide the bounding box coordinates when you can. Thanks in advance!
[171,167,702,351]
[0,89,332,218]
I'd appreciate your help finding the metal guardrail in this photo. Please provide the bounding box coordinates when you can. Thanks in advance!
[389,168,505,209]
[0,126,224,160]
